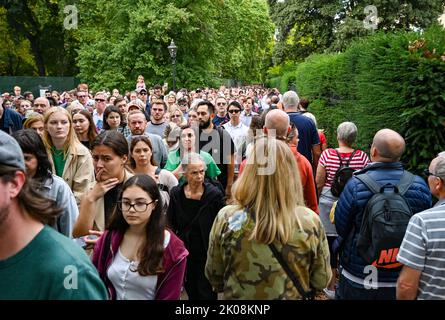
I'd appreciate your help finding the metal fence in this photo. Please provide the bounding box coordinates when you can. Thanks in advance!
[0,76,80,97]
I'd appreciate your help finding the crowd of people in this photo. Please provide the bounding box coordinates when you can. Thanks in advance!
[0,80,444,301]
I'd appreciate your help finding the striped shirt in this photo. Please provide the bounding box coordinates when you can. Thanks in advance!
[318,148,370,187]
[397,199,445,300]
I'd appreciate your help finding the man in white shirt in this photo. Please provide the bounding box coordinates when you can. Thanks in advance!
[93,92,107,132]
[223,101,248,165]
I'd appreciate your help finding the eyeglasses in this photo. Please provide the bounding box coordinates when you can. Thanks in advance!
[217,102,227,106]
[171,114,181,118]
[228,109,240,114]
[95,99,105,102]
[117,200,155,212]
[424,169,443,181]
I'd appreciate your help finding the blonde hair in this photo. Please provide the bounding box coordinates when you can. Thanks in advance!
[23,113,44,129]
[233,137,305,244]
[42,107,80,160]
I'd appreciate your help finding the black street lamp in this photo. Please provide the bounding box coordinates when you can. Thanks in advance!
[167,40,177,92]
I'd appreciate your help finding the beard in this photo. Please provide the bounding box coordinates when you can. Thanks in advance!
[199,117,211,130]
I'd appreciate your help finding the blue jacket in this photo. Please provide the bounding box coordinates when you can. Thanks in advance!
[0,108,23,133]
[334,162,431,282]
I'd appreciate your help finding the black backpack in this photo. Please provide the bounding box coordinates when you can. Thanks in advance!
[330,149,358,197]
[355,171,415,269]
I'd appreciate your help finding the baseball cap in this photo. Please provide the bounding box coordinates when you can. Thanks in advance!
[136,88,147,94]
[0,130,25,171]
[127,100,145,111]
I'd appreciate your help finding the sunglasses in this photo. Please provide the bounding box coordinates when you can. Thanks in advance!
[228,109,240,114]
[181,133,194,138]
[95,99,105,102]
[217,102,227,106]
[171,114,181,118]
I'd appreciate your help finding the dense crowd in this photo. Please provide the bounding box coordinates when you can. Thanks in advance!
[0,80,444,300]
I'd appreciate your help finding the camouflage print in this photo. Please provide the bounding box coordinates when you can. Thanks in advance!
[205,205,332,300]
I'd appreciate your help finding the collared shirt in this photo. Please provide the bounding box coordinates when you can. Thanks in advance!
[223,121,248,164]
[240,111,258,127]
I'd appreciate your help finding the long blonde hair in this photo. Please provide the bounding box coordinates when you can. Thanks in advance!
[233,137,305,244]
[42,107,80,160]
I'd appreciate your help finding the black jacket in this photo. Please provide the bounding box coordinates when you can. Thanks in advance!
[167,180,226,257]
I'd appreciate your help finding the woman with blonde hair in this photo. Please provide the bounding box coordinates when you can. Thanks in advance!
[23,112,45,137]
[42,107,95,205]
[169,106,187,127]
[206,137,332,299]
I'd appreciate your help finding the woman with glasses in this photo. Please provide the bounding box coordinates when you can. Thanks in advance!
[169,106,187,127]
[72,109,97,150]
[164,125,220,181]
[74,131,133,238]
[42,107,95,206]
[92,174,188,300]
[223,101,249,166]
[167,153,225,300]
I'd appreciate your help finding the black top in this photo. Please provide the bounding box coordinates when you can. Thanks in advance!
[80,140,91,150]
[179,191,205,256]
[198,127,235,190]
[104,183,123,225]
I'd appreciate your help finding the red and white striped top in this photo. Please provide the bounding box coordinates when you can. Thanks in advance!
[319,148,370,187]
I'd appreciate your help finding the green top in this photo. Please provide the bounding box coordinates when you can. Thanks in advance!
[0,225,108,300]
[52,147,66,177]
[164,150,221,180]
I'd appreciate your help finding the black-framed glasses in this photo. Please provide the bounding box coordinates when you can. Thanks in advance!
[424,169,443,181]
[117,200,155,212]
[217,102,227,106]
[95,98,105,102]
[228,109,240,114]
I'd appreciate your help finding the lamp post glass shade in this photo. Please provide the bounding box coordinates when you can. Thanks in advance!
[168,40,177,59]
[168,40,177,92]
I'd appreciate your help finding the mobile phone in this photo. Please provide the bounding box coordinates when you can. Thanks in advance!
[73,235,99,249]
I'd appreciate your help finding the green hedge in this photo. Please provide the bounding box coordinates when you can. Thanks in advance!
[271,26,445,174]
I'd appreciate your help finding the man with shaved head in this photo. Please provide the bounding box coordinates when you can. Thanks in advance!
[334,128,431,300]
[240,109,319,213]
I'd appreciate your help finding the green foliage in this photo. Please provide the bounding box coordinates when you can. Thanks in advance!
[274,26,445,173]
[268,0,445,63]
[76,0,273,91]
[1,0,79,76]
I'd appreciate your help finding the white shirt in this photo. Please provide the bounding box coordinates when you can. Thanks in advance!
[107,231,171,300]
[223,121,249,164]
[240,111,258,127]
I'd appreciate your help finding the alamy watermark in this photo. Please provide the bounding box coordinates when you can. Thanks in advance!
[63,5,78,30]
[63,265,78,290]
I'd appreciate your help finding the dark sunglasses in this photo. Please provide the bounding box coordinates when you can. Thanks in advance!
[217,102,227,106]
[228,109,240,114]
[95,98,105,102]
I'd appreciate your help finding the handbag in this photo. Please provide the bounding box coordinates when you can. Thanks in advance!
[268,243,315,300]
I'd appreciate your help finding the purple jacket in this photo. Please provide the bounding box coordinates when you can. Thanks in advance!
[92,229,188,300]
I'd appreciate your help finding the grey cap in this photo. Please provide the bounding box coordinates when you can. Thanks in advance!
[0,130,25,171]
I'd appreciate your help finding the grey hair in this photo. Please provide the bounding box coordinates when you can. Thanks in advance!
[438,151,445,157]
[337,122,357,147]
[434,156,445,181]
[282,91,300,110]
[181,152,207,173]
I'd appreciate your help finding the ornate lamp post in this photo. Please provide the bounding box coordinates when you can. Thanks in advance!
[167,40,177,92]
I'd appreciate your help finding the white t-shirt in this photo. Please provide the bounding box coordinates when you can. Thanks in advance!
[107,231,171,300]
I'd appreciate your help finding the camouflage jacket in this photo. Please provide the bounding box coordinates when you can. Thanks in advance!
[205,205,332,300]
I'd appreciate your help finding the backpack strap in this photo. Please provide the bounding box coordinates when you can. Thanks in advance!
[355,173,381,194]
[396,171,415,196]
[334,149,343,167]
[155,166,162,176]
[345,150,357,167]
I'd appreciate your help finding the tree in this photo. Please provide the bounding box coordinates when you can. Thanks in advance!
[269,0,445,63]
[1,0,79,76]
[75,0,273,90]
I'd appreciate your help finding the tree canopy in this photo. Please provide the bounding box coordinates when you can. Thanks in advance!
[269,0,445,64]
